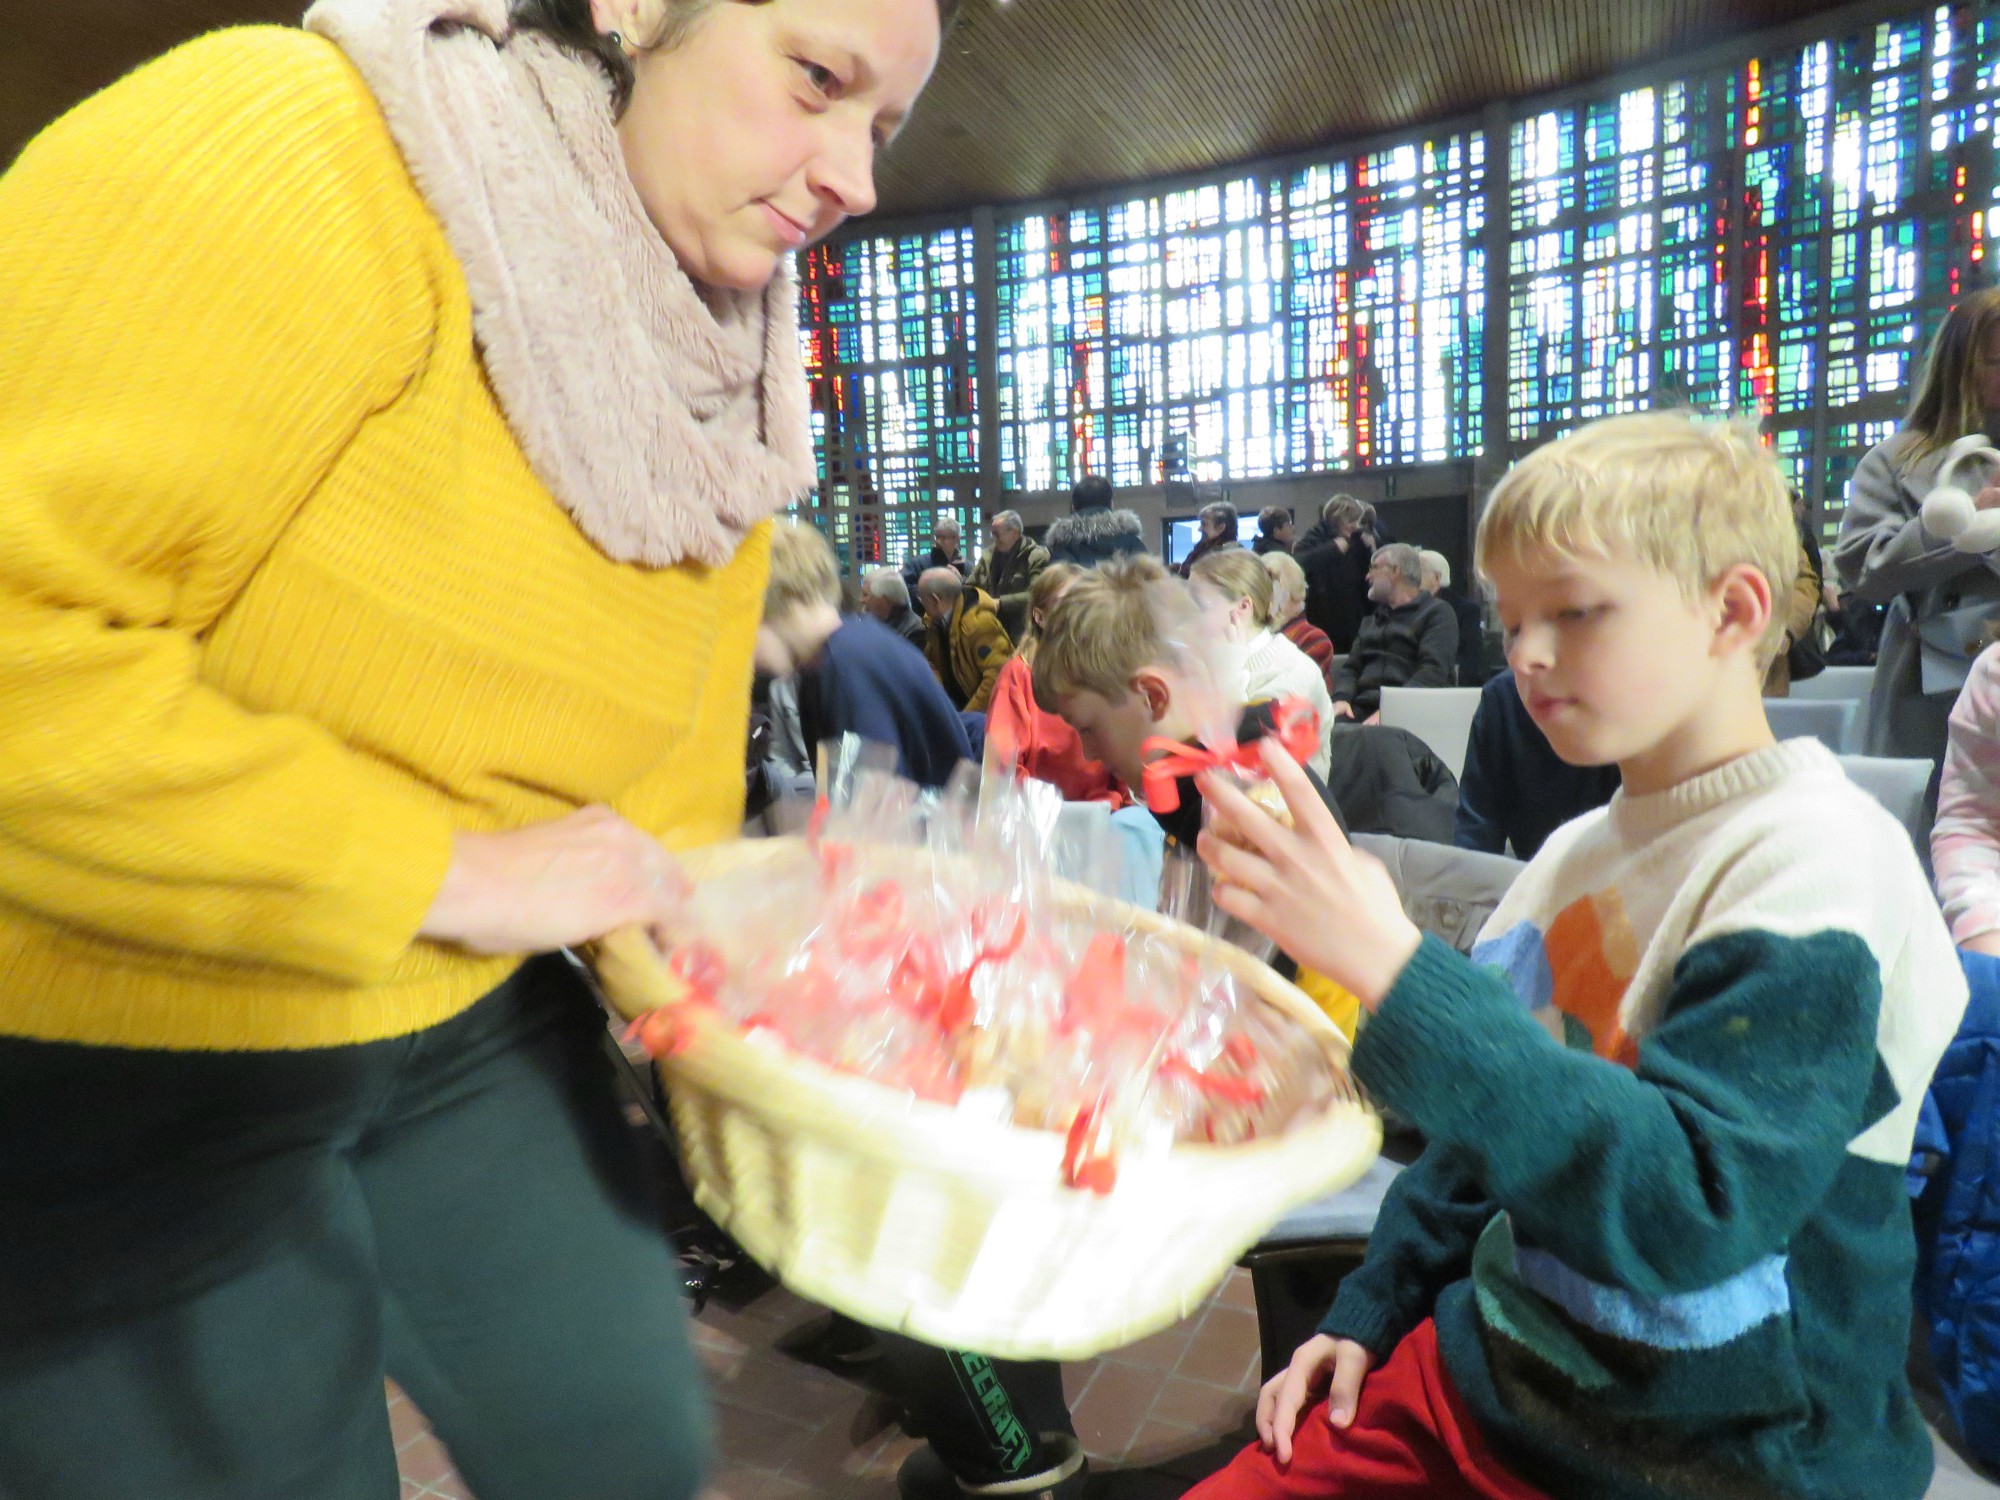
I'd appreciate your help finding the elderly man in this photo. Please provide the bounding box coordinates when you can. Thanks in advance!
[967,510,1048,641]
[901,516,968,597]
[1331,542,1458,722]
[1419,548,1486,686]
[917,567,1014,714]
[858,568,930,650]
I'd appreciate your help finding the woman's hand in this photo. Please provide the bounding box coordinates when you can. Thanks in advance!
[1196,740,1421,1010]
[1331,701,1355,721]
[418,805,689,956]
[1256,1333,1375,1464]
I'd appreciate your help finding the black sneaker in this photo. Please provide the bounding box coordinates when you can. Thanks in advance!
[896,1435,1088,1500]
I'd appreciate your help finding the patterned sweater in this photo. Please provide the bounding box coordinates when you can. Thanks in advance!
[1323,740,1966,1499]
[1935,642,2000,946]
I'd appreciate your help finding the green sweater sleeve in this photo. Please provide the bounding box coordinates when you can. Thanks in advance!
[1351,931,1889,1299]
[1316,1143,1496,1357]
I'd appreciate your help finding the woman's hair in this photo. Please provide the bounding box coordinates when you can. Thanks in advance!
[1198,500,1239,535]
[1019,561,1083,658]
[1320,493,1366,529]
[1257,504,1292,537]
[1261,551,1308,617]
[1190,547,1275,628]
[510,0,963,113]
[1904,287,2000,465]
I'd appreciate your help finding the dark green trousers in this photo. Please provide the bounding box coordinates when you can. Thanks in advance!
[0,956,709,1500]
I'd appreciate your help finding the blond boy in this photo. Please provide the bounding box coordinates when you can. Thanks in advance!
[757,520,969,790]
[1186,413,1966,1500]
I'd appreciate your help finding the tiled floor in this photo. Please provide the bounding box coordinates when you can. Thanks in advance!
[392,1275,2000,1500]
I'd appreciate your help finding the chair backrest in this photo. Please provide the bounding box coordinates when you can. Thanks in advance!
[1765,696,1861,754]
[1835,754,1935,851]
[1786,664,1876,703]
[1376,686,1483,781]
[1351,833,1526,954]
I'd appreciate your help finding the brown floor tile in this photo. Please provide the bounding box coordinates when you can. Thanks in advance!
[711,1399,824,1471]
[1062,1359,1101,1406]
[400,1482,426,1500]
[1070,1358,1170,1462]
[1104,1320,1198,1374]
[1147,1374,1254,1435]
[1123,1418,1214,1468]
[421,1474,472,1500]
[1215,1268,1259,1313]
[397,1433,457,1490]
[710,1347,871,1424]
[388,1391,430,1452]
[1175,1306,1261,1393]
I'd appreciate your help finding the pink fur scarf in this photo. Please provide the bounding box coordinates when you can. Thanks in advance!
[304,0,815,568]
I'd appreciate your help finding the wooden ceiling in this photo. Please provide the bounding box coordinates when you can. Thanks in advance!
[7,0,1867,215]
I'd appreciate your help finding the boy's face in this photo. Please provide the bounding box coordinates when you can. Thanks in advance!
[1486,544,1760,779]
[1056,672,1186,792]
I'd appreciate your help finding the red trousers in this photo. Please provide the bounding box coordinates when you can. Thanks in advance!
[1184,1322,1550,1500]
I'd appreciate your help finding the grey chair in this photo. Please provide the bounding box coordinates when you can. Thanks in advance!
[1239,836,1526,1377]
[1766,696,1861,754]
[1836,754,1936,852]
[1787,665,1876,703]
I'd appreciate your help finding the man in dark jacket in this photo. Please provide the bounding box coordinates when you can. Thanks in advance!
[1332,543,1459,721]
[1044,474,1147,569]
[967,509,1048,641]
[900,517,968,596]
[858,568,931,650]
[1453,669,1621,858]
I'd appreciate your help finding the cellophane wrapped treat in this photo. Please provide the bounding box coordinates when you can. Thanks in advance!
[625,755,1346,1193]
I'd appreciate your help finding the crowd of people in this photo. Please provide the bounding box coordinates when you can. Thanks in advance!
[5,0,1998,1497]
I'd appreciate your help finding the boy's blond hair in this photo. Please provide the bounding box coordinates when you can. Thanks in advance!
[764,518,842,620]
[1190,548,1275,627]
[1032,555,1194,712]
[1477,411,1797,659]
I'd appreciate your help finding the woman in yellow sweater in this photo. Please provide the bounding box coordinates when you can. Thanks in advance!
[0,0,946,1495]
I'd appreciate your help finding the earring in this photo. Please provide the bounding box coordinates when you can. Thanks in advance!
[607,29,626,51]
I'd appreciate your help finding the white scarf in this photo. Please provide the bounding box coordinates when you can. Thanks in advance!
[304,0,816,568]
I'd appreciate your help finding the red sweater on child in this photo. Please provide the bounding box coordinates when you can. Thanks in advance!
[985,656,1127,807]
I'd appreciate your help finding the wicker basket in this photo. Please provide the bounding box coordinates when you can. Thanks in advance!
[593,837,1380,1361]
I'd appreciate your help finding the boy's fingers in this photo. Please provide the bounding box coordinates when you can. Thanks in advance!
[1209,874,1270,931]
[1195,829,1277,896]
[1259,738,1347,849]
[1195,771,1295,865]
[1326,1343,1371,1430]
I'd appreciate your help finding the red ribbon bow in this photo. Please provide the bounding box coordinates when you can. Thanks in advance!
[1138,696,1320,814]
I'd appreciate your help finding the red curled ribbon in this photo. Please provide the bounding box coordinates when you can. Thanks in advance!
[1138,696,1320,814]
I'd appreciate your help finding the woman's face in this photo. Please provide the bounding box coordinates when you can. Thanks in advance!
[1980,326,2000,412]
[605,0,942,291]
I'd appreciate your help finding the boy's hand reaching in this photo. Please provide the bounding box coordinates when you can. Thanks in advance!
[1258,1333,1375,1463]
[1196,739,1422,1012]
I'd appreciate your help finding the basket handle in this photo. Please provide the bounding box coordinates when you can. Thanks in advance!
[585,925,694,1022]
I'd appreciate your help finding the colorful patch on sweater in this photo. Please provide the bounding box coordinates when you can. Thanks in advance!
[1472,891,1641,1066]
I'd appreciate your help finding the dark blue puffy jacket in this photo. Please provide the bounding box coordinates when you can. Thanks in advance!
[1912,948,2000,1463]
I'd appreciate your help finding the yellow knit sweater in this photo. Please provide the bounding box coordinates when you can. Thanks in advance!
[0,28,767,1051]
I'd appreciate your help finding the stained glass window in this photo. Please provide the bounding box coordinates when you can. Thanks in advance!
[799,228,980,569]
[1508,6,2000,534]
[799,0,2000,543]
[993,134,1486,492]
